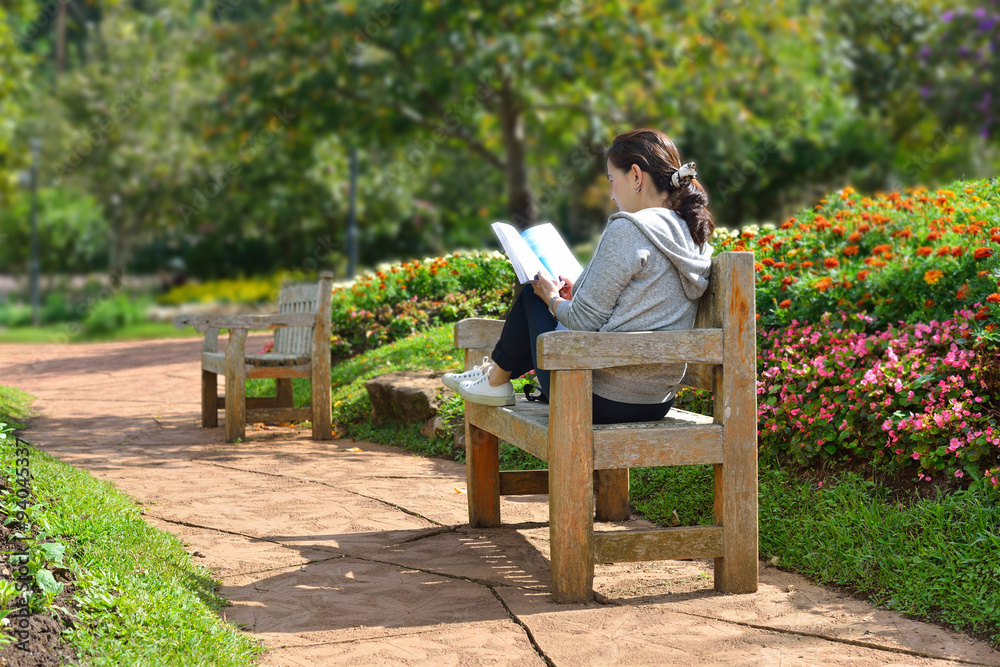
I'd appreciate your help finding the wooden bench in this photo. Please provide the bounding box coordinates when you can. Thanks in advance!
[174,273,334,442]
[453,251,757,603]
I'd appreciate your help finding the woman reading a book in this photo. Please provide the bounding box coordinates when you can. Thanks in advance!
[443,128,714,424]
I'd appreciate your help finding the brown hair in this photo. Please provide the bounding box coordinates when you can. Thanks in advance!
[604,128,714,246]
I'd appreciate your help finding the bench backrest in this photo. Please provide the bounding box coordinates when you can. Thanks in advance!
[274,282,322,356]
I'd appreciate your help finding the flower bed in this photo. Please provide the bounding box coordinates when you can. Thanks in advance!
[713,179,1000,330]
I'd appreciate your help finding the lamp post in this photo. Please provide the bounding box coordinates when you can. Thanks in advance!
[28,139,41,327]
[346,146,358,279]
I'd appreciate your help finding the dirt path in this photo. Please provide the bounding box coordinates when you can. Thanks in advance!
[2,338,999,666]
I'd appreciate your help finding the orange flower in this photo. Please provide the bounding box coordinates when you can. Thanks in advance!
[778,299,791,309]
[775,261,787,269]
[924,269,944,285]
[926,231,941,241]
[936,246,952,257]
[848,231,862,243]
[974,247,993,260]
[801,261,814,269]
[843,245,859,257]
[975,306,990,321]
[916,247,932,257]
[992,233,1000,244]
[814,216,831,231]
[832,225,846,236]
[754,262,764,272]
[871,244,892,255]
[956,283,969,300]
[856,269,870,281]
[781,276,797,286]
[815,277,833,292]
[987,293,1000,304]
[925,299,935,308]
[823,257,840,269]
[760,274,773,282]
[980,270,990,278]
[780,218,795,230]
[762,258,775,267]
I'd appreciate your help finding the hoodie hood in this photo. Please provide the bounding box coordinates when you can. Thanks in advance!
[608,207,713,300]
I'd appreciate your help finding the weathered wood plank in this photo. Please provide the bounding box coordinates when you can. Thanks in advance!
[224,328,248,442]
[713,251,759,594]
[245,407,313,422]
[593,422,723,469]
[311,274,333,440]
[537,329,723,370]
[276,378,294,408]
[245,397,279,409]
[499,470,548,495]
[202,352,226,376]
[246,364,311,380]
[593,526,724,563]
[595,469,630,522]
[467,423,500,527]
[466,401,549,462]
[201,370,218,428]
[548,369,594,603]
[454,318,504,350]
[175,312,316,332]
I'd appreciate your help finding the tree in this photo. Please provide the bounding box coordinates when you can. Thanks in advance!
[36,1,219,286]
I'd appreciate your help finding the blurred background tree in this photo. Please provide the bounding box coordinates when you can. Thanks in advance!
[1,0,997,283]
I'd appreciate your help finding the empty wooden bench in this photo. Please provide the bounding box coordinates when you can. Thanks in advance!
[453,251,757,603]
[174,273,334,442]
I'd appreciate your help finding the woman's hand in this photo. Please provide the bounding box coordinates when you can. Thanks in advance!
[530,268,564,303]
[558,275,574,300]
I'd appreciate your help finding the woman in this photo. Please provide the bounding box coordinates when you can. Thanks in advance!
[443,128,714,424]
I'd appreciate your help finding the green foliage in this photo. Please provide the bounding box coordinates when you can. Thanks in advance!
[82,295,150,335]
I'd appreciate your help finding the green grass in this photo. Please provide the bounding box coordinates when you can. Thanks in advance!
[330,325,1000,647]
[0,385,35,428]
[0,322,201,344]
[0,390,261,664]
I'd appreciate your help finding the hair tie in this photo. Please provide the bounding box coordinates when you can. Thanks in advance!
[671,162,697,189]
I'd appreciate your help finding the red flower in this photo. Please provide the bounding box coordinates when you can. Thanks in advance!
[823,257,840,269]
[760,274,773,282]
[762,258,775,267]
[956,283,970,300]
[974,247,993,260]
[925,299,935,308]
[856,269,870,281]
[987,293,1000,304]
[843,245,859,257]
[778,299,792,309]
[916,247,932,257]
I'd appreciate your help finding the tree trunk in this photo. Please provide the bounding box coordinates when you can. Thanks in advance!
[498,80,534,227]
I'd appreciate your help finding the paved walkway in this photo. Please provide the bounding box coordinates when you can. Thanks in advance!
[3,338,999,666]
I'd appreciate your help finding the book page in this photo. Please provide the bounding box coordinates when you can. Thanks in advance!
[520,223,584,283]
[490,222,545,284]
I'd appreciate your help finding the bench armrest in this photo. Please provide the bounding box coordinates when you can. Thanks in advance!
[173,312,318,332]
[536,329,723,370]
[454,318,505,349]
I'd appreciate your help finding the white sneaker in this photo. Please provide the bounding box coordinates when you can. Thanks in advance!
[442,356,492,391]
[458,373,515,407]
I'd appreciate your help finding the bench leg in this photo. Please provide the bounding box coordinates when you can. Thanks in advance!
[713,458,759,593]
[202,370,218,428]
[224,329,247,442]
[548,370,594,603]
[276,378,293,408]
[467,422,500,527]
[595,469,630,522]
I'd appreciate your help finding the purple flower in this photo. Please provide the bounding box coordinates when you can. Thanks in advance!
[920,45,932,59]
[942,11,954,22]
[958,46,970,57]
[920,85,932,98]
[973,8,986,18]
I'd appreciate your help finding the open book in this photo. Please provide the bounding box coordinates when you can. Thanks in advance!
[490,222,584,285]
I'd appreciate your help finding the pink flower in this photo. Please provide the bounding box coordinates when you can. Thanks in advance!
[954,470,964,478]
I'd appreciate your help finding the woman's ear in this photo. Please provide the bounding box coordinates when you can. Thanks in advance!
[630,163,643,187]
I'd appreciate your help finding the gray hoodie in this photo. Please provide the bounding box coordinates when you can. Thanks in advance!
[552,207,712,404]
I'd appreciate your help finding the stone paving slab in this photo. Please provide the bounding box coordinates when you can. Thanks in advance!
[3,339,1000,666]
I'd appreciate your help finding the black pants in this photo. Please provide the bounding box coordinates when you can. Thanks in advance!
[490,288,674,425]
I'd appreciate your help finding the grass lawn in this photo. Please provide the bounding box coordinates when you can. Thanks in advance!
[0,389,262,665]
[0,322,202,344]
[329,324,1000,646]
